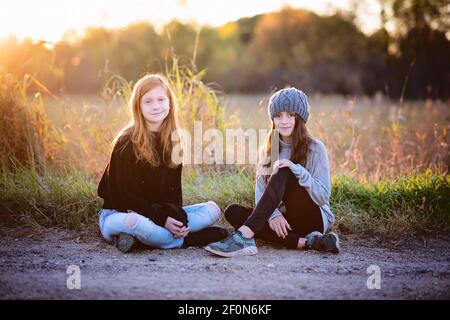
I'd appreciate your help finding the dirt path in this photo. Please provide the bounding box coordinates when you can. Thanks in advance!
[1,226,449,299]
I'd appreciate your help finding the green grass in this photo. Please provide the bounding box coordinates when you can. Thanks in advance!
[331,172,450,236]
[1,164,448,238]
[0,164,101,230]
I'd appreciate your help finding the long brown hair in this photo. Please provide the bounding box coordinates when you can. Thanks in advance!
[261,114,312,181]
[112,74,181,168]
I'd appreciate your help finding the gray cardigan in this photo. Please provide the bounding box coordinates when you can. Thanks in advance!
[255,138,335,225]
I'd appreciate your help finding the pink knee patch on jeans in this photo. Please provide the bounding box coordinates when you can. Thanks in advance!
[123,213,139,228]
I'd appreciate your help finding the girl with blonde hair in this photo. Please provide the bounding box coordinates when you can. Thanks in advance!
[98,74,227,253]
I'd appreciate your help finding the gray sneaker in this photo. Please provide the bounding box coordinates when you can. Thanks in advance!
[305,231,340,254]
[113,233,137,253]
[205,230,258,257]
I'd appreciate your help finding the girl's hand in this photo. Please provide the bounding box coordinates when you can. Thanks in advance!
[165,217,190,238]
[174,225,190,238]
[273,159,295,171]
[269,215,292,238]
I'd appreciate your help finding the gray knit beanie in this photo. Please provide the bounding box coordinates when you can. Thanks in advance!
[268,87,310,123]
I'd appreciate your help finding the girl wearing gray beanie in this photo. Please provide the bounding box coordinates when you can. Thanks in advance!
[206,88,339,257]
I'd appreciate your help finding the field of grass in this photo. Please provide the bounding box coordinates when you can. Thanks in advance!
[0,68,449,237]
[1,165,448,238]
[39,91,449,180]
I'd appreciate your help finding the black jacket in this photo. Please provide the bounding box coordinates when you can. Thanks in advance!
[97,132,186,227]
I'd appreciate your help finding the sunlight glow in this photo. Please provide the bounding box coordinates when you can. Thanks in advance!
[0,0,381,42]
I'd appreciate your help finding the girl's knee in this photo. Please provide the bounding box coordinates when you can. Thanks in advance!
[206,201,221,222]
[270,167,290,181]
[123,212,140,229]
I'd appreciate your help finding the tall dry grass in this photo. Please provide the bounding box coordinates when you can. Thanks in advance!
[308,98,449,181]
[0,70,48,169]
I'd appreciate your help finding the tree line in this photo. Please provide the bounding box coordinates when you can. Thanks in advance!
[0,0,448,99]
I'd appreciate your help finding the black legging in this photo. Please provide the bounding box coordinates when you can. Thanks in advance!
[224,167,323,249]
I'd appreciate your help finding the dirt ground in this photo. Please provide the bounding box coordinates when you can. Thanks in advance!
[1,226,449,300]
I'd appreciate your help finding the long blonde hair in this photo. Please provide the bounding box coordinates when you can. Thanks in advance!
[113,74,181,168]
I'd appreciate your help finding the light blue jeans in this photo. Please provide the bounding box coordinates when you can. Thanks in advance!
[99,201,221,249]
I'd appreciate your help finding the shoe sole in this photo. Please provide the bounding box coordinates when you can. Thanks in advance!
[327,232,340,254]
[117,233,136,253]
[205,245,258,258]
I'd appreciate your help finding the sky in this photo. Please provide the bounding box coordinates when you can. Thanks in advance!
[0,0,382,42]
